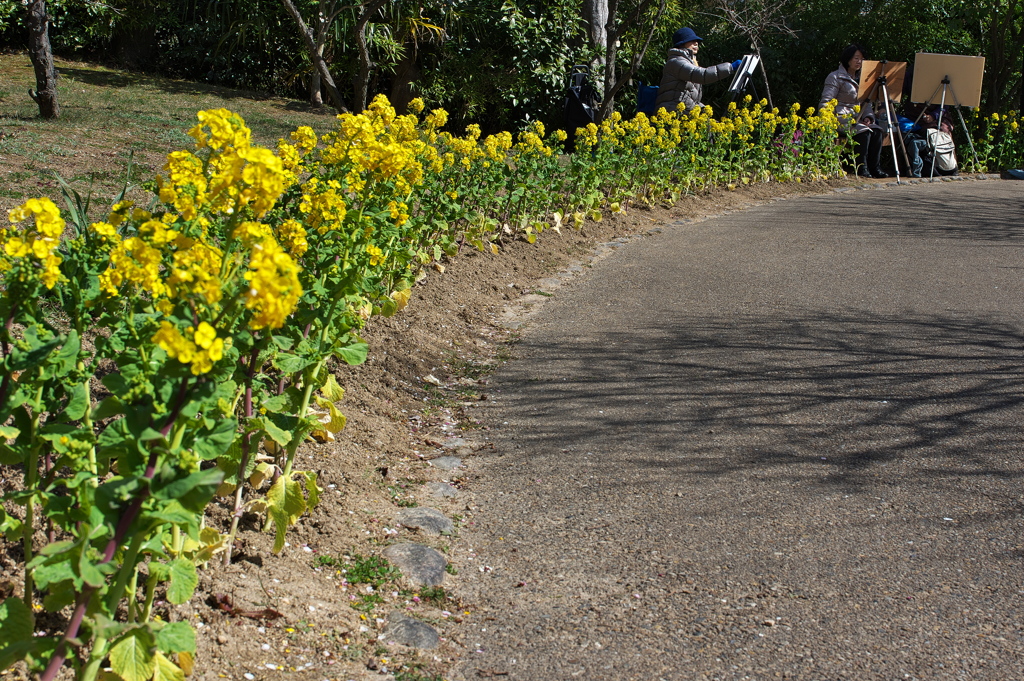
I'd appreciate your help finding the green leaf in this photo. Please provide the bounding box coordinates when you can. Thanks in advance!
[155,622,196,655]
[0,440,20,466]
[271,335,295,351]
[151,468,222,513]
[153,651,185,681]
[0,442,23,466]
[91,614,133,641]
[260,388,302,414]
[50,330,82,376]
[301,470,322,509]
[335,341,368,366]
[38,540,74,556]
[0,597,34,668]
[191,417,238,461]
[0,507,22,540]
[31,555,75,590]
[78,543,107,588]
[0,425,20,439]
[260,416,293,447]
[267,476,306,554]
[92,396,125,421]
[273,353,313,374]
[166,559,198,605]
[147,562,171,581]
[110,628,156,681]
[8,332,61,372]
[144,500,198,527]
[42,583,77,613]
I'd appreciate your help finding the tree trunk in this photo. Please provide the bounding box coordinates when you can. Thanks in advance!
[279,0,348,112]
[596,0,666,121]
[354,0,388,112]
[26,0,59,119]
[599,0,620,118]
[389,48,422,114]
[583,0,609,92]
[309,44,324,106]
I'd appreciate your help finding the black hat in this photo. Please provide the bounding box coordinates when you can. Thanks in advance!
[673,27,703,47]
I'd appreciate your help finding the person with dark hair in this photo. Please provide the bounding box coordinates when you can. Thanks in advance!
[654,27,742,113]
[819,44,887,177]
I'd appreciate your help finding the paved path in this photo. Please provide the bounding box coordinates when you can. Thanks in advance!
[452,181,1024,680]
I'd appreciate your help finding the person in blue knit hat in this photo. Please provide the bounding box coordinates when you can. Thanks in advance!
[654,27,742,113]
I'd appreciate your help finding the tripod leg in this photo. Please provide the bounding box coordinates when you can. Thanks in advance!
[946,83,981,172]
[929,84,949,181]
[881,85,900,183]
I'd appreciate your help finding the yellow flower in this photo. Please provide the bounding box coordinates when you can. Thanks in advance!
[3,197,65,289]
[366,244,385,266]
[243,237,302,330]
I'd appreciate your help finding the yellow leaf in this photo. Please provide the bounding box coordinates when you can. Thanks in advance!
[249,462,273,489]
[390,288,412,313]
[267,476,306,553]
[314,397,347,434]
[320,374,346,402]
[153,652,185,681]
[177,651,194,677]
[215,481,236,498]
[490,243,499,255]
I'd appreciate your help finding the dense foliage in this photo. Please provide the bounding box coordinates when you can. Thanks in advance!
[1,0,1020,129]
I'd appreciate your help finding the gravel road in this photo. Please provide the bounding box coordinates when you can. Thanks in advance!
[451,180,1024,680]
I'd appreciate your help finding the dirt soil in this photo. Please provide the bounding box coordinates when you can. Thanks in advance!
[0,177,867,681]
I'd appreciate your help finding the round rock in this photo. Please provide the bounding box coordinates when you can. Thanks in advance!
[383,543,447,587]
[383,612,440,649]
[396,507,454,536]
[425,482,459,499]
[429,456,462,471]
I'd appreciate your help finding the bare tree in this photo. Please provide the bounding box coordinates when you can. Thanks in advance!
[353,0,388,111]
[279,0,350,111]
[583,0,609,91]
[306,0,350,106]
[26,0,59,119]
[595,0,669,121]
[707,0,798,109]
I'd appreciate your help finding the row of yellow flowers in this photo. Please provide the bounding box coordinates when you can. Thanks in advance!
[0,91,959,681]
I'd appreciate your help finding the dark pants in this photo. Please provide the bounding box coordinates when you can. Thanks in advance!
[853,129,884,176]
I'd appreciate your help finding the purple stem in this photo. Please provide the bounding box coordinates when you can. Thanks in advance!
[223,347,261,566]
[40,377,191,681]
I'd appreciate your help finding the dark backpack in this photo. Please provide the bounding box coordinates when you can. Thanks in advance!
[636,82,659,116]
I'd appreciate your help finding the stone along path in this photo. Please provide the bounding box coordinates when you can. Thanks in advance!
[450,181,1024,680]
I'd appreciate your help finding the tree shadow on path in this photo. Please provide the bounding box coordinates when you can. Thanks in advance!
[498,308,1024,490]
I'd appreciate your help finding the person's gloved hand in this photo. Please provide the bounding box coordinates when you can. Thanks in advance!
[731,59,743,71]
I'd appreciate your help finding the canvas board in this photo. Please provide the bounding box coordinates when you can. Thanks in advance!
[857,61,906,101]
[910,53,985,108]
[727,54,760,94]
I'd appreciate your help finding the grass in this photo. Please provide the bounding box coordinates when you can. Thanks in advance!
[0,52,338,218]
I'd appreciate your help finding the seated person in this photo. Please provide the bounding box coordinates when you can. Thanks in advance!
[820,44,886,178]
[904,111,958,177]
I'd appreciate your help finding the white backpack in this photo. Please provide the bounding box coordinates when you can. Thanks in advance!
[926,129,957,171]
